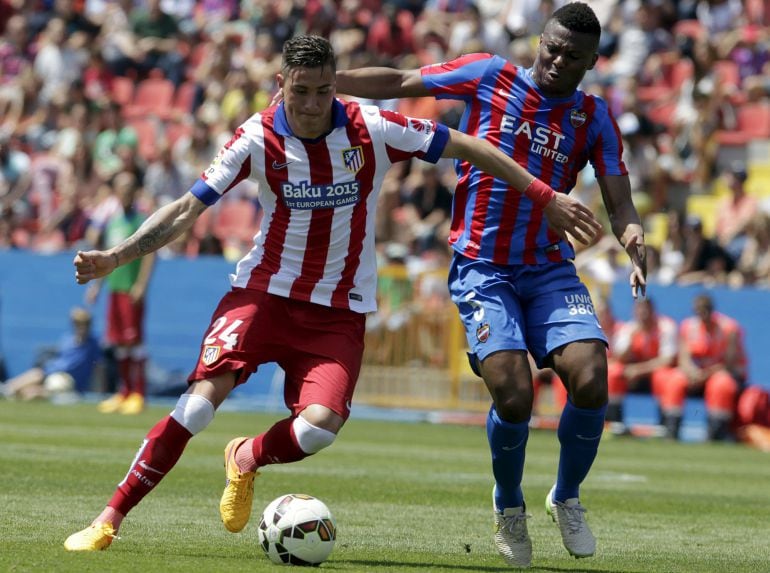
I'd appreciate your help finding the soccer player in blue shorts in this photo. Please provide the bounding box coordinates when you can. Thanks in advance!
[336,2,647,567]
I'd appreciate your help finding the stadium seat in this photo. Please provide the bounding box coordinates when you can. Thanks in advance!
[716,102,770,146]
[212,197,261,244]
[122,77,175,120]
[686,194,719,238]
[668,59,694,91]
[673,19,705,40]
[713,60,741,91]
[646,101,678,131]
[110,76,135,106]
[172,81,197,117]
[164,120,192,147]
[126,117,159,161]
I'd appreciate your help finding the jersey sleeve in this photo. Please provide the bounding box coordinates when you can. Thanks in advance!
[588,100,628,177]
[373,107,450,164]
[191,119,258,206]
[420,53,495,101]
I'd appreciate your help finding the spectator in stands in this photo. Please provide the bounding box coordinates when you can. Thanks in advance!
[1,307,100,400]
[127,0,185,86]
[0,14,33,134]
[608,298,678,431]
[729,210,770,287]
[677,215,735,284]
[0,131,31,219]
[32,17,87,104]
[86,171,155,415]
[653,294,747,440]
[399,161,453,253]
[91,101,138,182]
[143,140,186,207]
[715,161,759,261]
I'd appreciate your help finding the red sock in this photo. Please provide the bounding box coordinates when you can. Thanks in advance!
[130,357,146,397]
[117,357,132,396]
[107,416,193,516]
[252,417,308,467]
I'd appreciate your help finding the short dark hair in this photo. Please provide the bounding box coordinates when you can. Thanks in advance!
[550,2,601,37]
[282,35,336,73]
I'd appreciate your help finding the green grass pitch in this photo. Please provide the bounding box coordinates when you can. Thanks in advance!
[1,400,769,572]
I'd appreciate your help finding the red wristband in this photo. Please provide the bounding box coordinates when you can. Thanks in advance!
[524,178,556,208]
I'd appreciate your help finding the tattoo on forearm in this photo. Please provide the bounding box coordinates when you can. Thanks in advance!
[135,224,172,256]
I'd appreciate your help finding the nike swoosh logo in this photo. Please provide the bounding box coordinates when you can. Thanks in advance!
[576,434,602,441]
[498,88,517,100]
[138,460,166,475]
[500,436,528,451]
[272,160,293,170]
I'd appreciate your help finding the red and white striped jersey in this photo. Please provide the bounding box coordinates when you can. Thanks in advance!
[191,99,449,313]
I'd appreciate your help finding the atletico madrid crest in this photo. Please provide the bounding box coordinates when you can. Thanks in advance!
[202,345,220,365]
[342,146,364,174]
[569,109,587,128]
[476,323,490,343]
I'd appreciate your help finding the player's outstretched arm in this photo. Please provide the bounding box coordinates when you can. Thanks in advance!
[73,192,207,285]
[441,129,602,245]
[336,67,428,99]
[598,174,647,298]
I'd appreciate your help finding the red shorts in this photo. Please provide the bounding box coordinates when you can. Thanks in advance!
[188,288,366,420]
[106,292,144,346]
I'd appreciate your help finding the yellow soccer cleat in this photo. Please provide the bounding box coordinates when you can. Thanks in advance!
[64,522,117,551]
[97,393,125,413]
[220,437,259,533]
[118,393,145,415]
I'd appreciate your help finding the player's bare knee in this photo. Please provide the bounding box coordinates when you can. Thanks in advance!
[293,415,337,454]
[170,394,215,434]
[570,377,608,409]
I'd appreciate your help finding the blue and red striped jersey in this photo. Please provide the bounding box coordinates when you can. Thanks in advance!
[421,53,628,265]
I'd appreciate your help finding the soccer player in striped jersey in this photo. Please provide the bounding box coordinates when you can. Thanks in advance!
[64,35,600,552]
[336,2,647,566]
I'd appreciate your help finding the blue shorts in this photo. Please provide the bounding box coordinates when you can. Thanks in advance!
[448,255,607,369]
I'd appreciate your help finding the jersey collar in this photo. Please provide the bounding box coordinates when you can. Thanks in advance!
[274,99,348,141]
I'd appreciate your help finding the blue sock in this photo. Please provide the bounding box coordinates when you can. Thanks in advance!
[554,399,607,502]
[487,405,529,511]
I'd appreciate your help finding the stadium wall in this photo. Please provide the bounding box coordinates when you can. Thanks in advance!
[2,251,769,395]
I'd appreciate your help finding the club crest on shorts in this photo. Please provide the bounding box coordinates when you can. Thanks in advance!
[201,345,220,365]
[342,146,364,174]
[569,109,587,128]
[476,323,491,343]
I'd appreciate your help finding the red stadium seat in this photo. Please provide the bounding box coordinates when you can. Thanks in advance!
[123,77,175,119]
[716,101,770,146]
[164,120,192,147]
[110,76,135,106]
[212,197,261,244]
[172,81,197,117]
[126,117,159,161]
[673,19,705,40]
[713,60,741,90]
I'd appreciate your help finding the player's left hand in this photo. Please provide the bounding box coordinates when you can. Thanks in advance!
[624,232,647,298]
[543,193,603,245]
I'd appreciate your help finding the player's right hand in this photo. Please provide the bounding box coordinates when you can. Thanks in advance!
[543,193,602,245]
[73,250,117,284]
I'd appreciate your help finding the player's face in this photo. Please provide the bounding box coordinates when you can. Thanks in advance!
[533,21,599,98]
[279,65,335,139]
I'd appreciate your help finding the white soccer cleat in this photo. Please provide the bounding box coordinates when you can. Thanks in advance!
[545,485,596,558]
[492,489,532,568]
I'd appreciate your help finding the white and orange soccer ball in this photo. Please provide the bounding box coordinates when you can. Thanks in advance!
[257,494,337,566]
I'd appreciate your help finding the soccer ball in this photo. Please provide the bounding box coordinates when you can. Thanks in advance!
[43,371,75,393]
[257,494,337,566]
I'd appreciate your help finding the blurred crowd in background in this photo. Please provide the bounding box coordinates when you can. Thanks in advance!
[1,0,770,303]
